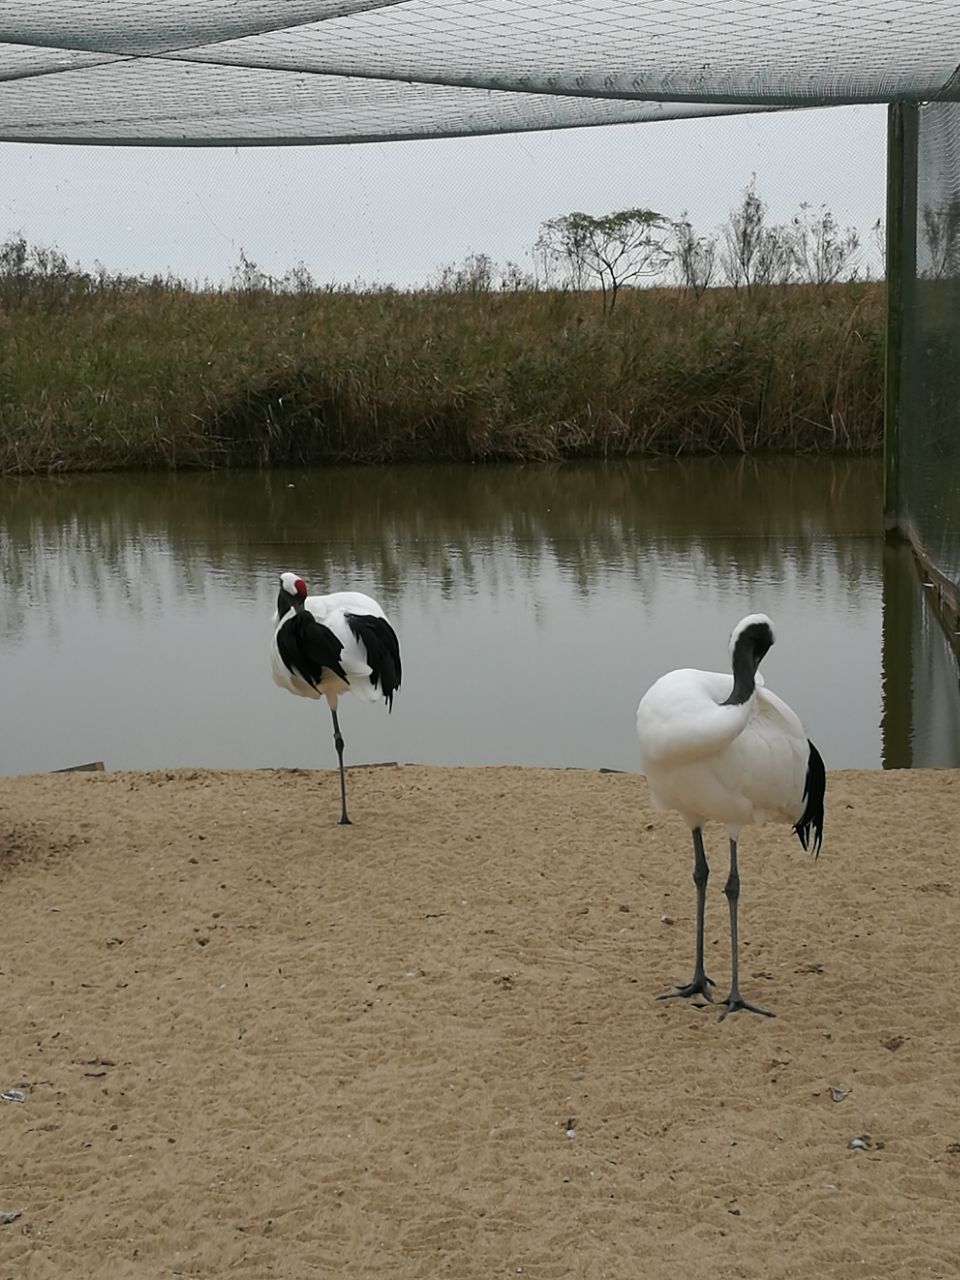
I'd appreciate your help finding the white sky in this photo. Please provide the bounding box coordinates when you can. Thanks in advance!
[0,104,886,287]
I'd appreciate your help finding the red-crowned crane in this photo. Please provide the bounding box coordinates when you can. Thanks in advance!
[271,571,401,825]
[635,614,825,1019]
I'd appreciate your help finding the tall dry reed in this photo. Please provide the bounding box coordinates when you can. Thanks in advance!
[0,267,883,473]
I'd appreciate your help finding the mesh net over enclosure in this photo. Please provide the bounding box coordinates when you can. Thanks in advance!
[897,101,960,595]
[0,0,959,145]
[3,3,960,602]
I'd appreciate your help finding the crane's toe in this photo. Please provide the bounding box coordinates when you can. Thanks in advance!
[718,992,774,1020]
[657,974,716,1005]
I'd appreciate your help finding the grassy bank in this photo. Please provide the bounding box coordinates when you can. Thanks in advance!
[0,274,883,473]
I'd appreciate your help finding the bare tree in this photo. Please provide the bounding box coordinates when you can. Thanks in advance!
[720,180,764,291]
[791,203,861,286]
[499,260,535,291]
[281,261,316,293]
[435,251,495,293]
[753,227,796,287]
[535,208,671,311]
[720,179,795,291]
[672,214,717,298]
[534,214,590,293]
[231,248,272,293]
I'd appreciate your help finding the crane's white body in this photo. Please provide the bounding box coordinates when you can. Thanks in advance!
[636,667,810,838]
[635,614,823,1017]
[271,590,390,707]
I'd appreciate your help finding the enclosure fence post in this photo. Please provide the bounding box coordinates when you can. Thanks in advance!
[884,100,919,535]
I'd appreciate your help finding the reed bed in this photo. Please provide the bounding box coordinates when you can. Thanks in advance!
[0,274,883,473]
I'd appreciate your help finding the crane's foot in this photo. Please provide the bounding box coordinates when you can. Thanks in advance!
[338,814,353,826]
[657,973,715,1006]
[718,991,774,1020]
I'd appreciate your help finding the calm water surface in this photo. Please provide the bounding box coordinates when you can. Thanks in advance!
[1,458,958,775]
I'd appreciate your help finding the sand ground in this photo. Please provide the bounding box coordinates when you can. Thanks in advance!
[1,764,958,1279]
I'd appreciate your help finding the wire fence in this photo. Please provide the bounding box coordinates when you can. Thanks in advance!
[889,101,960,630]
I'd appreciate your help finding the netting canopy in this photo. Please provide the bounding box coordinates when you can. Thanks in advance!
[0,0,959,146]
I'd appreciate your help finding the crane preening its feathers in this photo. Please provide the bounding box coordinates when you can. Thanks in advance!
[636,614,825,1019]
[271,571,402,825]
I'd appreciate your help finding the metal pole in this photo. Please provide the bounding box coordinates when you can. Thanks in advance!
[880,540,916,767]
[884,101,919,533]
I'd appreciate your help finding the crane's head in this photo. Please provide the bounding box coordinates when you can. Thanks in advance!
[275,571,308,624]
[729,613,775,671]
[723,614,775,706]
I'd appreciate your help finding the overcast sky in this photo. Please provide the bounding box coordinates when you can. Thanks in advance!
[0,103,886,287]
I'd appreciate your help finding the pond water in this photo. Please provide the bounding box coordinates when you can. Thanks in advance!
[1,458,958,776]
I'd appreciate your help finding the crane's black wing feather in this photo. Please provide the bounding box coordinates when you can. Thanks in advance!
[793,739,826,858]
[345,614,402,710]
[277,612,348,690]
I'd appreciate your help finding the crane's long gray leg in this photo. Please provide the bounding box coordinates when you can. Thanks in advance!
[330,707,352,826]
[719,839,772,1019]
[658,826,715,1004]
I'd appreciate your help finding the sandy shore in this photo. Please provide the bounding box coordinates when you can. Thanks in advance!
[1,764,958,1279]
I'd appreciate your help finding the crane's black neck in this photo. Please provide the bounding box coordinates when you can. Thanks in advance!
[277,587,305,620]
[722,620,774,706]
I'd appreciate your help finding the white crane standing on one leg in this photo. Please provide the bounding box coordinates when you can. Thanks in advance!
[271,571,402,825]
[635,614,825,1019]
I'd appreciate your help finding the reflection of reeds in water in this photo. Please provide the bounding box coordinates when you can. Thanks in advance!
[0,282,883,473]
[0,457,882,646]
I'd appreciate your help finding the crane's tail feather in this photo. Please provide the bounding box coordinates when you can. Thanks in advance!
[794,739,826,858]
[345,614,402,711]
